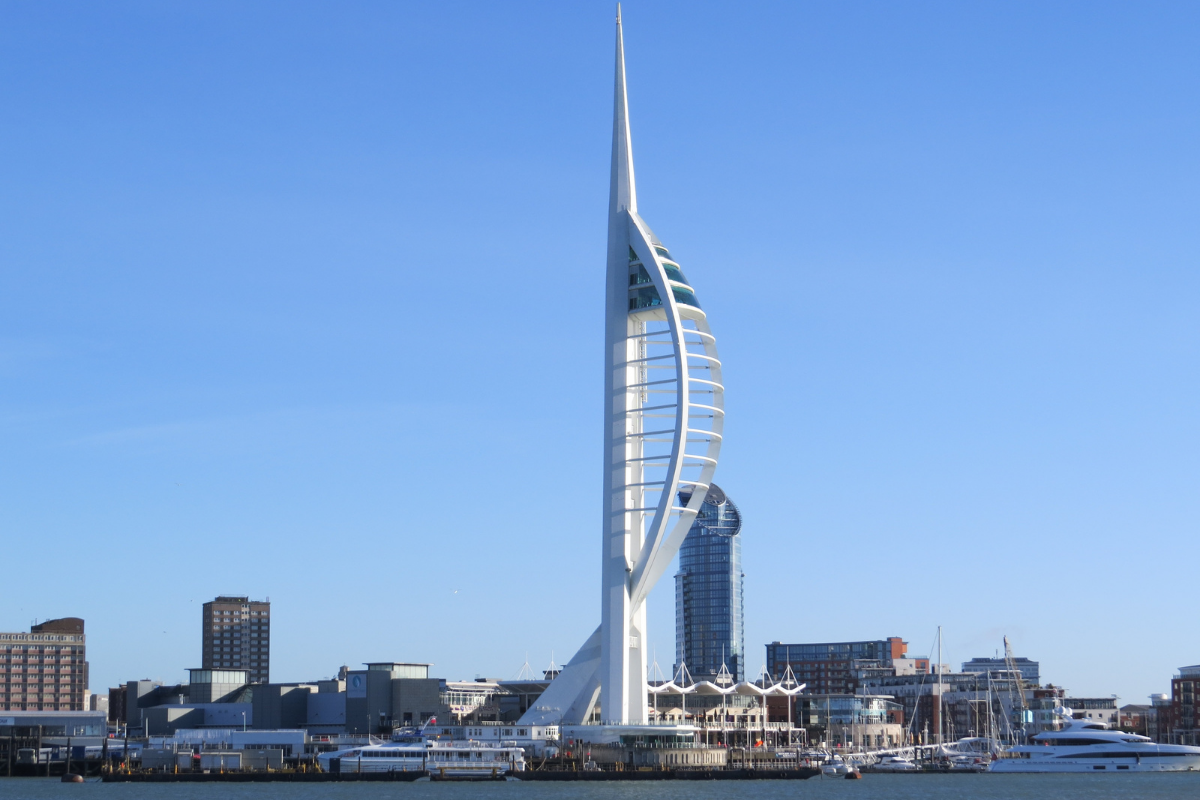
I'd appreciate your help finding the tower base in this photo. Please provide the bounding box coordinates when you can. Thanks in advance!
[561,724,699,746]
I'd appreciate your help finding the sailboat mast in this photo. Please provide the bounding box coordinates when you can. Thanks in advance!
[937,625,943,746]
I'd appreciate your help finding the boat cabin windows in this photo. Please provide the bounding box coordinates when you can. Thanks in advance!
[362,750,419,758]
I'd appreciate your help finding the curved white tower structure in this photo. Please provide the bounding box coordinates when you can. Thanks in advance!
[520,7,723,729]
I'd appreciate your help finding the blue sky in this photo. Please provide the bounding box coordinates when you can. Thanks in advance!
[2,1,1197,705]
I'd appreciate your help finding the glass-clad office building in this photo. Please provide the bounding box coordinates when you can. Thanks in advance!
[674,484,744,682]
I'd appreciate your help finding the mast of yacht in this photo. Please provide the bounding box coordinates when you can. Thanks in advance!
[716,653,732,747]
[936,625,943,747]
[782,663,797,747]
[987,668,994,746]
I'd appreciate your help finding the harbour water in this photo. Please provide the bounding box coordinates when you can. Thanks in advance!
[2,775,1199,800]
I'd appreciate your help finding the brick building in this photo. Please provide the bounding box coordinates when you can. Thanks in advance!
[1119,703,1152,735]
[1170,665,1200,745]
[202,596,271,683]
[0,617,88,711]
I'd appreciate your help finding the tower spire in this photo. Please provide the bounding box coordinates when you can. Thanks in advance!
[611,3,636,214]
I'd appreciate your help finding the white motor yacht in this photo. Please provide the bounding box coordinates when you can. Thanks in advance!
[990,708,1200,773]
[874,755,919,771]
[821,755,850,776]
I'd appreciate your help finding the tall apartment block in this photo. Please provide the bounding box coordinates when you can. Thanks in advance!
[202,596,270,683]
[0,617,88,711]
[674,484,745,682]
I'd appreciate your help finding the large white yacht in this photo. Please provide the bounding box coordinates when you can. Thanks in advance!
[990,709,1200,773]
[317,726,526,778]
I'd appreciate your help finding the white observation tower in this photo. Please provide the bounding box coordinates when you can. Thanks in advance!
[519,6,724,733]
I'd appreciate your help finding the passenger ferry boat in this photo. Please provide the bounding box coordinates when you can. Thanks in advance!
[316,724,526,778]
[990,709,1200,773]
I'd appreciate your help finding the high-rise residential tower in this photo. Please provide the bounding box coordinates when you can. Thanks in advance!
[674,484,743,682]
[0,618,88,711]
[202,596,270,683]
[520,6,725,730]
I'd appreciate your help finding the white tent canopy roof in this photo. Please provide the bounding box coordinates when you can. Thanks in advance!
[648,680,806,697]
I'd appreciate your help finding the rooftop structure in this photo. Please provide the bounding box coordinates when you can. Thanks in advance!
[962,656,1041,686]
[365,663,429,679]
[188,668,249,704]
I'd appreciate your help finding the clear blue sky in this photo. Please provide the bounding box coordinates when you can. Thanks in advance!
[2,1,1197,706]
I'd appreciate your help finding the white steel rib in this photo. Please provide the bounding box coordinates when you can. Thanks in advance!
[519,6,723,727]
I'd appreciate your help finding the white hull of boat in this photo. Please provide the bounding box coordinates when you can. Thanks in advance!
[990,756,1200,773]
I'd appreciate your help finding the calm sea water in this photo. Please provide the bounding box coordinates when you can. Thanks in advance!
[1,775,1199,800]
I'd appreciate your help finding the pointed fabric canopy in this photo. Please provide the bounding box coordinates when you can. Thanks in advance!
[648,679,808,697]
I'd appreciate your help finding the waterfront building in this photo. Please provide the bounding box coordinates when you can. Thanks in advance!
[1149,692,1172,742]
[674,484,744,682]
[141,699,253,735]
[1119,703,1152,735]
[0,617,88,712]
[520,7,725,735]
[0,710,108,744]
[150,728,307,758]
[202,596,270,683]
[498,673,555,721]
[243,682,312,730]
[1064,696,1119,728]
[1170,665,1200,745]
[189,667,249,703]
[107,684,127,725]
[859,666,1069,741]
[88,692,108,715]
[305,679,347,734]
[768,694,905,749]
[962,656,1040,686]
[1027,685,1068,733]
[765,638,916,694]
[345,662,450,735]
[115,671,258,734]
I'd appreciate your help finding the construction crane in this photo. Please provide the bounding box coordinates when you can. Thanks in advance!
[1004,636,1030,740]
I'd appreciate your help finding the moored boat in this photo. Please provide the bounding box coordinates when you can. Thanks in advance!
[874,755,918,772]
[316,723,526,778]
[821,755,850,776]
[990,708,1200,773]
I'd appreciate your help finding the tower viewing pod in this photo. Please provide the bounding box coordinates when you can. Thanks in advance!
[519,7,724,741]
